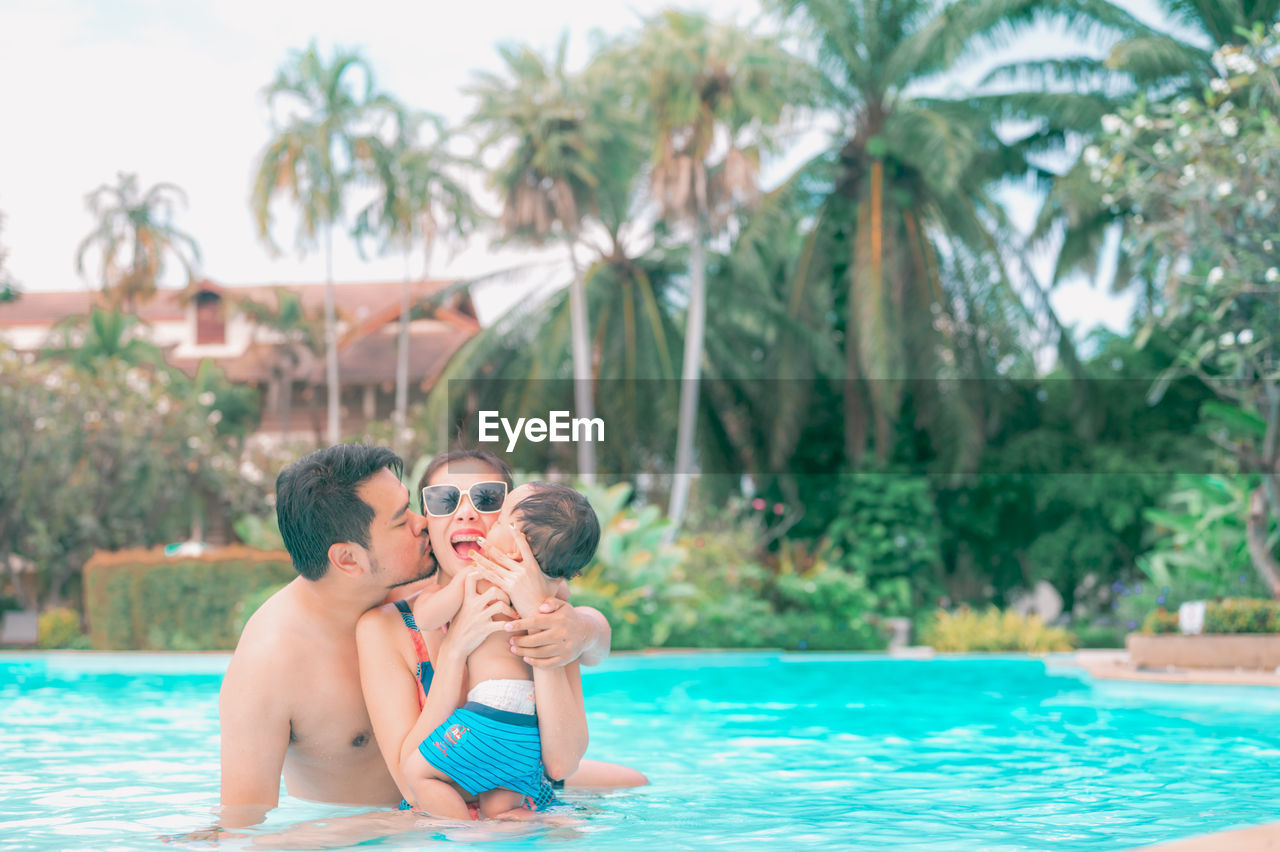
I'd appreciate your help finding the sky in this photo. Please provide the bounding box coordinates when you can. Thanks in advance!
[0,0,1175,337]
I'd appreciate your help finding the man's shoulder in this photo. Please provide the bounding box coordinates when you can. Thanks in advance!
[228,583,303,673]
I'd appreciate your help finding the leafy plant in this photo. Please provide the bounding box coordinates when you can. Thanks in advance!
[1117,474,1271,631]
[823,472,943,613]
[1141,608,1180,635]
[922,607,1074,653]
[37,607,84,649]
[1204,598,1280,634]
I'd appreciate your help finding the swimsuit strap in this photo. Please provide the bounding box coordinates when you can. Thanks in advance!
[394,600,432,709]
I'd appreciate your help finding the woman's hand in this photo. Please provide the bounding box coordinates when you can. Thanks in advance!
[471,526,557,618]
[436,572,514,665]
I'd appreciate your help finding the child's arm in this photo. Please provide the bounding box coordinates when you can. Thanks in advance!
[410,569,467,632]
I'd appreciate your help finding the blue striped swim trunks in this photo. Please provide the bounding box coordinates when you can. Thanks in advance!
[419,701,557,810]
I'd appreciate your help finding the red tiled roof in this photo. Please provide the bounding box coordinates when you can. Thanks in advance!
[0,279,476,327]
[3,279,481,388]
[0,289,185,325]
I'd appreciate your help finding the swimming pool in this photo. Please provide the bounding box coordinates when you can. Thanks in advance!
[0,652,1275,850]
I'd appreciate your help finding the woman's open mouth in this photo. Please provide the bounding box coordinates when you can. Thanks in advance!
[450,530,484,559]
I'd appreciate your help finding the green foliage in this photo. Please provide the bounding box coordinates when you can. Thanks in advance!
[233,512,285,551]
[1096,27,1280,591]
[569,483,887,650]
[0,346,271,606]
[83,547,295,650]
[1071,622,1128,648]
[1141,608,1181,635]
[824,473,943,613]
[1204,598,1280,634]
[922,607,1074,653]
[1141,599,1280,635]
[1116,474,1271,630]
[37,607,84,649]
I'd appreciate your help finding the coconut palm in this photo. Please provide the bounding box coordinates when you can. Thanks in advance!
[466,35,614,481]
[988,0,1280,308]
[355,108,482,456]
[759,0,1084,473]
[42,307,167,370]
[612,9,809,529]
[236,289,326,439]
[74,173,200,312]
[251,41,396,445]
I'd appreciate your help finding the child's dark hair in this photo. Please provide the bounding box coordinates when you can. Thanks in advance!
[276,444,402,581]
[512,483,600,579]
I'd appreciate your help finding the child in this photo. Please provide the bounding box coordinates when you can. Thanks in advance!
[403,482,600,819]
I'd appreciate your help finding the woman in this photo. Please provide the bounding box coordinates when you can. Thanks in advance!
[355,449,645,814]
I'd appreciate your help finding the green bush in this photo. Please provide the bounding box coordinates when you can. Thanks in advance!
[1204,598,1280,634]
[84,546,294,650]
[37,607,84,649]
[570,483,888,650]
[1141,607,1181,635]
[1071,622,1128,649]
[824,473,943,613]
[922,607,1074,652]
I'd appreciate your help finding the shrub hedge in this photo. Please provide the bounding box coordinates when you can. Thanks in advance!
[1203,598,1280,634]
[1140,599,1280,635]
[922,607,1074,652]
[84,546,294,650]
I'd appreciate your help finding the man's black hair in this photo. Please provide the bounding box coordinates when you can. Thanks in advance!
[276,444,403,581]
[512,483,600,580]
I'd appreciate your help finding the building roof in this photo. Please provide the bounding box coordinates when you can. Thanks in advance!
[2,279,481,387]
[0,278,476,328]
[0,288,185,325]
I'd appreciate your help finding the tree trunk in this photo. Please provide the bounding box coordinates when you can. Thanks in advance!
[393,253,413,458]
[1247,485,1280,598]
[668,163,710,535]
[324,225,341,446]
[567,240,595,484]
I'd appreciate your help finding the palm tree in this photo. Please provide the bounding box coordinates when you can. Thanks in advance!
[42,307,167,370]
[467,35,613,482]
[251,41,396,445]
[355,109,482,456]
[236,289,327,438]
[615,10,808,530]
[990,1,1280,309]
[761,0,1081,473]
[74,173,200,312]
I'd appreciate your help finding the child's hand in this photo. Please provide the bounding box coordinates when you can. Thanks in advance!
[471,526,557,618]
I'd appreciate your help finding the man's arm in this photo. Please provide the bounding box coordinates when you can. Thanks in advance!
[218,637,291,827]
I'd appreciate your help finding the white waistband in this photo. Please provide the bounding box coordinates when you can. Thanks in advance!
[468,678,535,715]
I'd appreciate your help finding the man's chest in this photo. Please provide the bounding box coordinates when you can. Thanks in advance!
[283,653,377,763]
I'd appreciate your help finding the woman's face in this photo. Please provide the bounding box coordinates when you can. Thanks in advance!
[424,459,508,581]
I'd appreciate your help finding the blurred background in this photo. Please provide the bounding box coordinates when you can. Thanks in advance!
[1,0,1277,657]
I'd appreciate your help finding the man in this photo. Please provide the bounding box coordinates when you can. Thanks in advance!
[219,444,621,827]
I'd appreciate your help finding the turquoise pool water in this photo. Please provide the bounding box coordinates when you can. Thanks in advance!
[0,652,1277,850]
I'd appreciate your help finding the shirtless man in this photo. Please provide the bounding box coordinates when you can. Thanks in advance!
[218,444,626,827]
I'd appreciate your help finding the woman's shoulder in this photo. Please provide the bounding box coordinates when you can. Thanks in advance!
[356,599,415,644]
